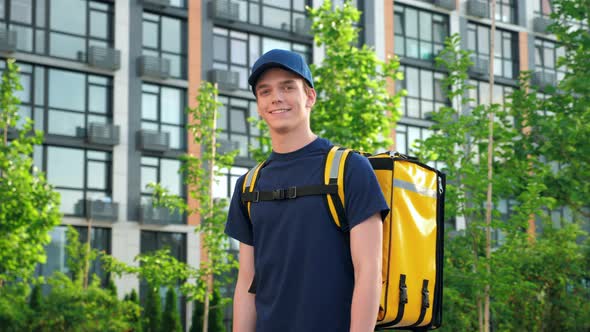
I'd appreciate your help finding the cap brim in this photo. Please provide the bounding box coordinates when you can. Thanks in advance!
[248,62,297,89]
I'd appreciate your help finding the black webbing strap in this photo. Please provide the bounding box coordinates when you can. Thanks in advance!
[390,274,408,326]
[409,279,430,328]
[241,184,339,203]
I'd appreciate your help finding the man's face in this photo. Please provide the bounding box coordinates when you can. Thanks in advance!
[255,67,316,136]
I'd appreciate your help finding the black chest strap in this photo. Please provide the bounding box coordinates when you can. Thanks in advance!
[241,184,338,203]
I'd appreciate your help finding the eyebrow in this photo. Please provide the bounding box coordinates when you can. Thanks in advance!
[256,79,298,92]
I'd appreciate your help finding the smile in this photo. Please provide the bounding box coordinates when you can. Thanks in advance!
[269,109,290,114]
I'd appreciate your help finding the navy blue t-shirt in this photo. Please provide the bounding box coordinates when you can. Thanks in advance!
[225,137,389,332]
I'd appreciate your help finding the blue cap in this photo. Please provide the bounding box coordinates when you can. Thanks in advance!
[248,49,314,94]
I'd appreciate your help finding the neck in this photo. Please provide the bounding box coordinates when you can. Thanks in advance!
[270,129,317,154]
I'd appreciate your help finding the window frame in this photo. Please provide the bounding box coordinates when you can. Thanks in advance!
[142,10,188,79]
[467,22,518,80]
[394,4,449,61]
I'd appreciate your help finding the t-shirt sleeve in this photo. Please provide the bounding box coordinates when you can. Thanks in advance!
[342,153,390,232]
[224,175,254,245]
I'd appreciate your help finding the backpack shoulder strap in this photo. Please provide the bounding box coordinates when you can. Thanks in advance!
[241,161,266,220]
[324,146,353,230]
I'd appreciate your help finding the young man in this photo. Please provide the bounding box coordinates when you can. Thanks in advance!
[225,49,389,332]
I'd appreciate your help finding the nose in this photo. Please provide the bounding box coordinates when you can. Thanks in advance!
[270,89,284,104]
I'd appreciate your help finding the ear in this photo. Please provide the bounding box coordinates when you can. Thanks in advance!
[305,87,317,109]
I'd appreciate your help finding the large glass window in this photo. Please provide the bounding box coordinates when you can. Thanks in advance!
[35,225,111,285]
[495,0,516,24]
[467,23,517,80]
[37,146,112,216]
[0,0,113,60]
[213,27,312,90]
[140,231,187,323]
[397,65,447,119]
[140,156,184,203]
[534,39,566,82]
[142,12,187,79]
[394,5,449,61]
[215,0,311,34]
[533,0,553,17]
[217,96,261,160]
[5,61,113,137]
[468,80,513,106]
[141,83,186,150]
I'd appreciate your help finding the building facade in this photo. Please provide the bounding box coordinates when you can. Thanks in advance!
[0,0,563,329]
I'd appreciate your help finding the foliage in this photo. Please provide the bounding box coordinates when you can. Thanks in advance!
[0,58,61,284]
[0,283,31,332]
[307,0,403,152]
[65,225,100,286]
[161,287,183,332]
[419,31,590,331]
[107,278,117,297]
[143,285,162,332]
[190,285,226,332]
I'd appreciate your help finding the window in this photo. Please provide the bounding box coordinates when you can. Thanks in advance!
[213,27,312,90]
[397,65,447,119]
[38,146,112,216]
[495,0,516,24]
[467,23,517,79]
[0,0,114,60]
[534,39,566,82]
[35,225,111,285]
[217,96,262,160]
[169,0,187,8]
[141,83,186,150]
[140,231,187,323]
[394,5,449,61]
[214,0,311,33]
[533,0,553,17]
[142,12,187,79]
[468,80,513,106]
[3,61,113,137]
[395,124,433,157]
[140,156,184,203]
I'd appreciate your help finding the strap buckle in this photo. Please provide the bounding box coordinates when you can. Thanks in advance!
[252,191,260,203]
[286,187,297,199]
[272,189,285,200]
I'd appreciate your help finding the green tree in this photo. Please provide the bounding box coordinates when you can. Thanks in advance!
[143,285,162,332]
[189,286,226,332]
[0,59,61,285]
[107,278,118,297]
[308,0,403,152]
[161,287,182,332]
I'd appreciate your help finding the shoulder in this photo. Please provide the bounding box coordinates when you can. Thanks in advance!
[344,151,373,173]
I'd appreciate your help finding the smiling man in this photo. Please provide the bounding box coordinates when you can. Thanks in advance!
[225,49,389,332]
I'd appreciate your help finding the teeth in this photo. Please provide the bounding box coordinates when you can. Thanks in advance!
[270,109,289,114]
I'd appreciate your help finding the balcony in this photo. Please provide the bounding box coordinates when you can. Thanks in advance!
[76,200,119,222]
[217,139,240,155]
[469,56,489,76]
[0,28,17,53]
[208,69,239,91]
[85,123,120,146]
[141,0,170,7]
[137,55,170,80]
[139,204,183,225]
[531,71,557,89]
[87,46,121,71]
[467,0,489,18]
[210,0,240,22]
[533,16,552,34]
[138,129,170,152]
[434,0,456,11]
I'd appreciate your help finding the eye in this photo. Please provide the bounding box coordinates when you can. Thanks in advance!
[258,89,270,96]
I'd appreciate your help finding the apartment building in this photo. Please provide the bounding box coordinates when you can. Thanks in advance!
[0,0,563,329]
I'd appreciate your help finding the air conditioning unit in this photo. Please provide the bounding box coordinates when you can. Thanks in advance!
[0,28,17,52]
[139,204,183,224]
[295,18,312,36]
[210,0,240,21]
[531,71,557,88]
[84,200,119,221]
[469,56,489,76]
[281,22,290,31]
[467,0,489,18]
[88,46,121,71]
[138,129,170,152]
[87,123,120,146]
[208,69,240,91]
[533,16,552,34]
[217,139,240,154]
[137,55,170,80]
[434,0,456,11]
[141,0,170,7]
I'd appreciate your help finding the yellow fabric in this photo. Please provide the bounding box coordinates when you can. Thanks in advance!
[244,162,265,219]
[324,146,342,227]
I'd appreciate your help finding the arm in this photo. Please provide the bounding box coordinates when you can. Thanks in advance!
[232,243,256,332]
[349,212,383,332]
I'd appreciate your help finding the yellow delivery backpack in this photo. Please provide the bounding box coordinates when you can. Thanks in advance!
[241,146,445,331]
